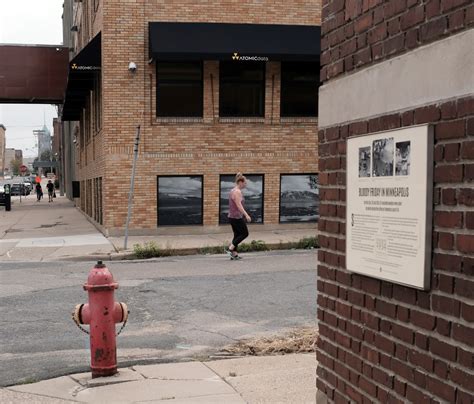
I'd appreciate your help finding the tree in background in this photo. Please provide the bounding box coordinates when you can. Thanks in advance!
[10,159,21,176]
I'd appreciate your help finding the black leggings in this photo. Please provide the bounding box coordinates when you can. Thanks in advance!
[229,218,249,251]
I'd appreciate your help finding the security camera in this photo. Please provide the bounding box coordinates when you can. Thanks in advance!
[128,62,137,73]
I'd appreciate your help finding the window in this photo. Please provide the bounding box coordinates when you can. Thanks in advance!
[157,176,203,226]
[93,72,102,133]
[219,62,265,117]
[219,174,264,224]
[280,62,319,117]
[280,174,319,223]
[156,62,203,117]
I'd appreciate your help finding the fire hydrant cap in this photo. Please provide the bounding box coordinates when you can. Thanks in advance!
[84,261,118,290]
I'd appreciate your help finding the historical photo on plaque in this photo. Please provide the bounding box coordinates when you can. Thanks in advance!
[359,147,371,177]
[346,125,433,289]
[396,141,411,176]
[219,175,264,224]
[157,176,203,226]
[280,174,319,223]
[372,137,394,177]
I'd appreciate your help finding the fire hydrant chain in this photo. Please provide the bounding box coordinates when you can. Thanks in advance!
[72,305,129,336]
[72,312,90,335]
[116,318,128,336]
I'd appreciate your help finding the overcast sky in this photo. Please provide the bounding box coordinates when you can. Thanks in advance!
[0,0,64,157]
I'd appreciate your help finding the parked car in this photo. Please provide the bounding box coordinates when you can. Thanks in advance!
[23,181,32,192]
[10,183,30,196]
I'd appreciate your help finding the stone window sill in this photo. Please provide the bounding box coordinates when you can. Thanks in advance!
[279,117,319,124]
[218,117,265,124]
[154,117,204,124]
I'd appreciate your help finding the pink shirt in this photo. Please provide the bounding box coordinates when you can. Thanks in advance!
[228,189,244,219]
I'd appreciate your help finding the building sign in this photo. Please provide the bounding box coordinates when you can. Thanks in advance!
[231,52,269,62]
[71,63,101,71]
[346,125,433,290]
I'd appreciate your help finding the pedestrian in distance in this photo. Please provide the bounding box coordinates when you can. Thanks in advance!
[35,183,43,202]
[46,180,55,203]
[225,173,251,260]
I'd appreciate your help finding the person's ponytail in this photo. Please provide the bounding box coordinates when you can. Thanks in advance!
[235,172,246,184]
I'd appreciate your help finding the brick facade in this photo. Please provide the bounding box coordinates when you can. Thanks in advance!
[70,0,321,235]
[317,1,473,403]
[321,0,474,82]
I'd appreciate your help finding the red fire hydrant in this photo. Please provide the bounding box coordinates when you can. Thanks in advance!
[73,261,129,378]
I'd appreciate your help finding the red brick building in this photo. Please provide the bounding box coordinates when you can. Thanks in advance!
[61,0,322,235]
[317,1,473,403]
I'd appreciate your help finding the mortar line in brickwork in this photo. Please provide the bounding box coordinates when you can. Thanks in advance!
[317,288,474,357]
[316,336,466,403]
[318,230,346,237]
[434,206,474,213]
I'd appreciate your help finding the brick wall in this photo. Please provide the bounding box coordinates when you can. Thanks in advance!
[317,1,474,402]
[321,0,474,81]
[73,0,322,233]
[317,98,474,403]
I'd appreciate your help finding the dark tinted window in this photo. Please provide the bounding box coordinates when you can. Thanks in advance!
[280,62,319,117]
[157,176,203,226]
[219,62,265,117]
[156,62,203,117]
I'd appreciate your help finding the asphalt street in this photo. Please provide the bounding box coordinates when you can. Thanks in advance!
[0,250,317,387]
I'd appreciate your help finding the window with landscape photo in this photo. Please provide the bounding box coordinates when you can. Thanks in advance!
[219,175,264,224]
[157,176,203,226]
[280,174,319,223]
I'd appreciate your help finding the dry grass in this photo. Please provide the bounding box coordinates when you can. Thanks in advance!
[219,327,318,357]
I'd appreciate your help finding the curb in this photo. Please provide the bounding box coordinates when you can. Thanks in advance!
[53,242,318,262]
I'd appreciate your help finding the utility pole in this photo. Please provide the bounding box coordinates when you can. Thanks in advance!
[124,125,141,250]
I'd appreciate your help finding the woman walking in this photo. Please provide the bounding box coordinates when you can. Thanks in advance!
[35,183,43,202]
[225,173,251,260]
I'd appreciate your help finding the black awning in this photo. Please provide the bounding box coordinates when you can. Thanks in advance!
[149,22,320,62]
[62,33,101,121]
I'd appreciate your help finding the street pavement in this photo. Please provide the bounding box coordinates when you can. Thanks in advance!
[0,250,317,387]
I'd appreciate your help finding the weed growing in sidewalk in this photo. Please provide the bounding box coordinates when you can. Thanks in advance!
[199,244,227,255]
[133,241,171,259]
[287,236,319,250]
[134,236,318,259]
[238,239,269,252]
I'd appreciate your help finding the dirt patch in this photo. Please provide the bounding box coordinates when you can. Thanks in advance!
[218,327,317,357]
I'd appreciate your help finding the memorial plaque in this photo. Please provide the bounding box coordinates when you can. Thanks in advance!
[346,125,433,289]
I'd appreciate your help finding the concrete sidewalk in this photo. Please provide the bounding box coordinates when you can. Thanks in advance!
[0,195,116,261]
[109,228,316,256]
[0,188,316,261]
[0,354,318,403]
